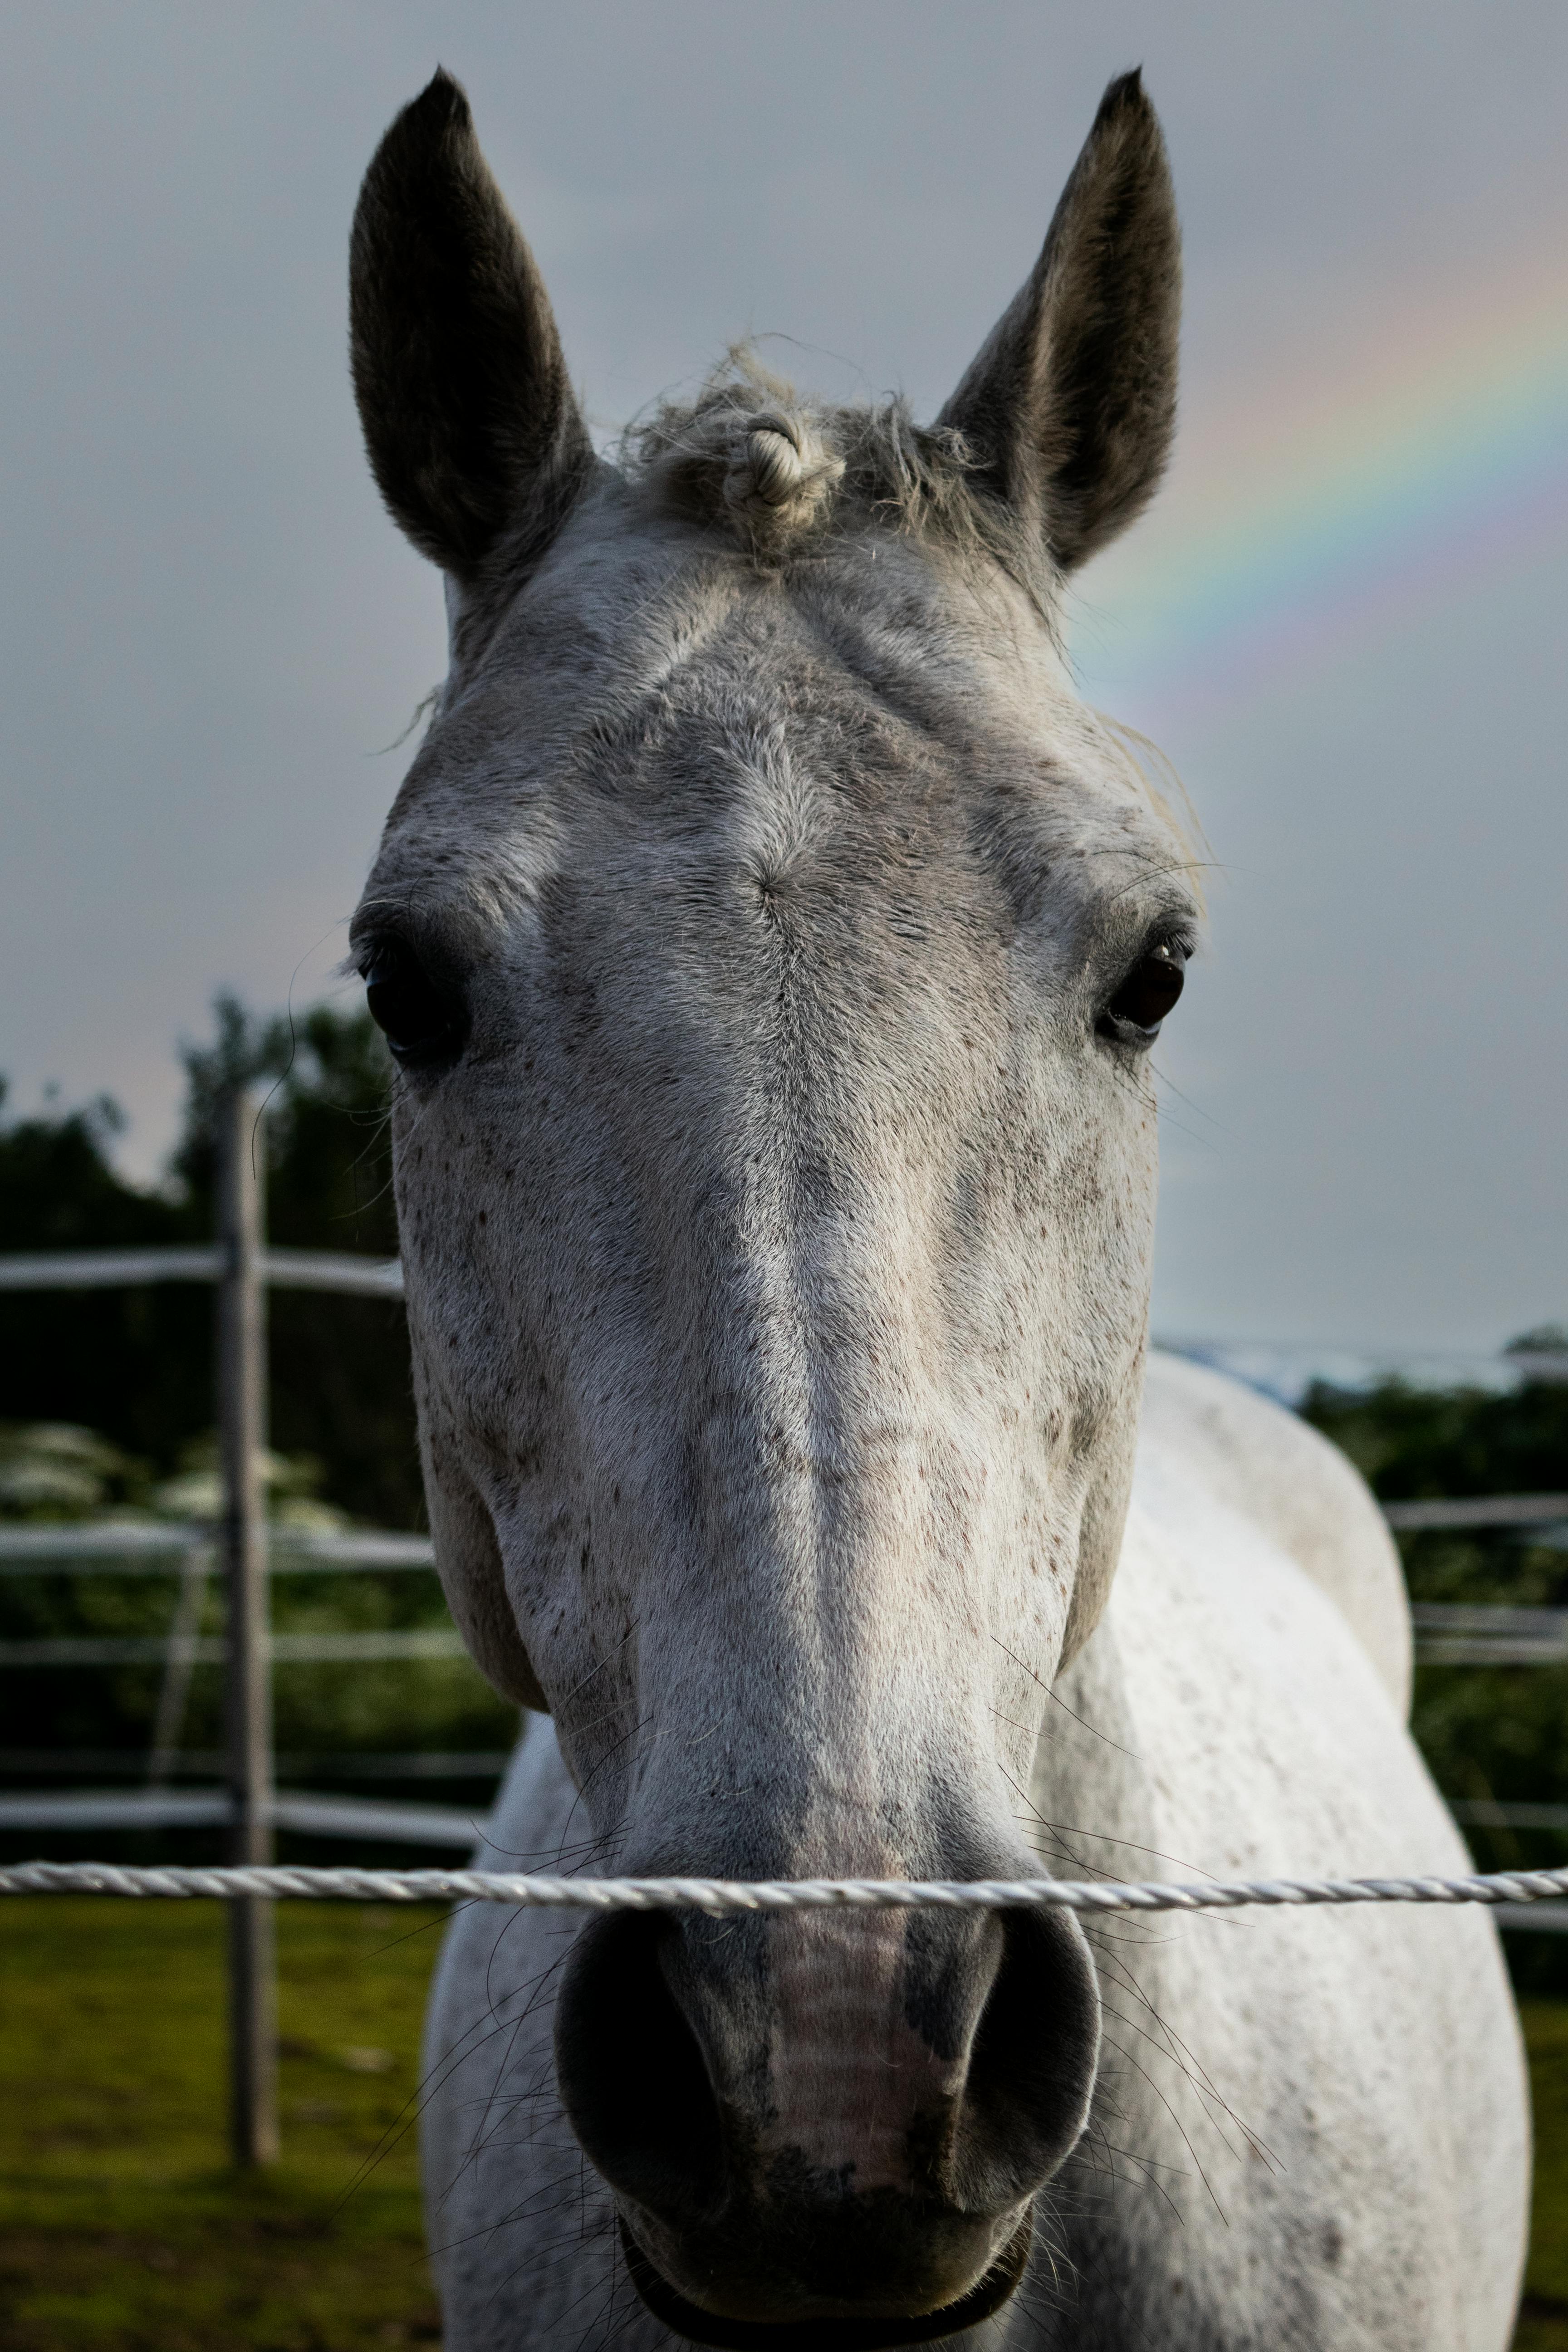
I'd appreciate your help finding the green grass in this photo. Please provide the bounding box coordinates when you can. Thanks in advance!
[2,1902,1567,2348]
[1517,2000,1568,2352]
[0,1900,446,2350]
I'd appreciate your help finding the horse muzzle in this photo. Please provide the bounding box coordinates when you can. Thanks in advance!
[554,1898,1100,2342]
[617,2209,1035,2350]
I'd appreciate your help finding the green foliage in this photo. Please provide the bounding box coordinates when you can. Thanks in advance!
[0,1424,153,1520]
[0,1091,209,1469]
[0,998,417,1528]
[182,996,418,1531]
[0,1004,526,1774]
[1301,1361,1568,1627]
[174,995,400,1259]
[1301,1355,1568,1518]
[1305,1357,1568,1995]
[0,1423,350,1530]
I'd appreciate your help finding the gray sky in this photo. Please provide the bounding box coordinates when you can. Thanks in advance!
[1,2,1563,1352]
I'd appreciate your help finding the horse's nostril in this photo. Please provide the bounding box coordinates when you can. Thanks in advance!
[951,1908,1101,2210]
[554,1911,726,2224]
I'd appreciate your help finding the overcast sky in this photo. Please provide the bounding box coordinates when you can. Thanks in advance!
[0,2,1563,1353]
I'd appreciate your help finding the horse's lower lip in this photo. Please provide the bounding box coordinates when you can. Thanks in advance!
[616,2210,1034,2350]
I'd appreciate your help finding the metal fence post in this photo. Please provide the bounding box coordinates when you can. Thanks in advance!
[217,1083,278,2165]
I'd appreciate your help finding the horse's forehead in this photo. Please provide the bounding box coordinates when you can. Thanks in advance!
[386,544,1139,897]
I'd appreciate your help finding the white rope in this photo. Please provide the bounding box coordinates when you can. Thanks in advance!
[3,1861,1568,1914]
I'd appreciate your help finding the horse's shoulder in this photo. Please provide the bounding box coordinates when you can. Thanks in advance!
[1136,1350,1412,1715]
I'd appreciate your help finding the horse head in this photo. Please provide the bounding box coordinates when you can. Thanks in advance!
[349,68,1191,2344]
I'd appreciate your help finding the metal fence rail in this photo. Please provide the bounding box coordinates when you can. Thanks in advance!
[1411,1605,1568,1666]
[1387,1494,1568,1532]
[0,1629,468,1666]
[0,1787,489,1847]
[11,1615,1562,1670]
[0,1749,510,1779]
[1451,1799,1568,1832]
[0,1524,435,1572]
[0,1246,403,1296]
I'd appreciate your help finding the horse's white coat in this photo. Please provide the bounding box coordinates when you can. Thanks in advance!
[344,68,1530,2351]
[422,1356,1527,2348]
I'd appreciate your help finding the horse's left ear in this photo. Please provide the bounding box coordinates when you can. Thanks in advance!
[937,70,1180,573]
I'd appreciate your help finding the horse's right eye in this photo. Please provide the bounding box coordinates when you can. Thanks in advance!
[363,944,466,1069]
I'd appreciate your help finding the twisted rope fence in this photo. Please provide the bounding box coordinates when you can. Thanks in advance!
[5,1860,1568,1915]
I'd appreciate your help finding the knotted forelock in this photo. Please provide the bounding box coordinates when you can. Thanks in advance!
[722,413,807,514]
[720,409,844,544]
[634,386,847,553]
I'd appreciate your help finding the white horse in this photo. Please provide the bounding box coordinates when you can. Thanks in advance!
[346,70,1528,2349]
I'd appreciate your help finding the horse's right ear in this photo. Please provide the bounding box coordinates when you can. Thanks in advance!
[349,70,591,583]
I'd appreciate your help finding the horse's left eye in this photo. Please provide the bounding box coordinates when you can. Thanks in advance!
[363,943,466,1069]
[1098,942,1187,1044]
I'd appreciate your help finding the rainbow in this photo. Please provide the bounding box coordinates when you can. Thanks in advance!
[1067,258,1568,724]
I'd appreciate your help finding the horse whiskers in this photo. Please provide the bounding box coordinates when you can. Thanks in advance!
[334,1970,565,2217]
[436,1801,641,2212]
[582,2266,662,2352]
[996,1762,1132,1887]
[1012,1790,1245,1886]
[1051,2223,1166,2352]
[1081,1917,1189,1946]
[428,2176,601,2267]
[989,1631,1146,1764]
[554,1708,655,1858]
[1091,2139,1190,2183]
[1076,2114,1187,2228]
[475,1822,614,1863]
[451,2044,563,2200]
[1092,1945,1279,2173]
[1003,2200,1081,2328]
[477,2209,618,2341]
[446,1956,578,2206]
[1094,2039,1245,2198]
[993,1758,1272,2194]
[1098,2032,1232,2228]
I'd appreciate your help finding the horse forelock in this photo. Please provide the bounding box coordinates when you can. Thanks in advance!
[616,347,1042,581]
